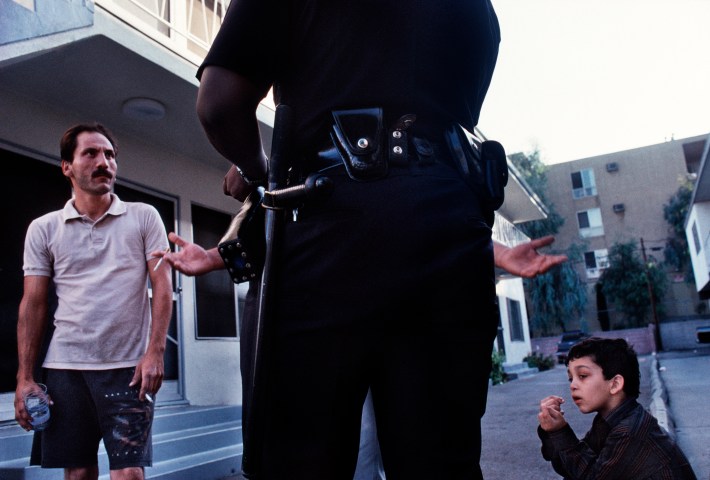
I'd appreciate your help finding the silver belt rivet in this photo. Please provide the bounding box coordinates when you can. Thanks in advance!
[357,138,369,149]
[392,130,402,139]
[393,146,403,155]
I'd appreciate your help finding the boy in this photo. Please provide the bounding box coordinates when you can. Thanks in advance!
[538,337,696,479]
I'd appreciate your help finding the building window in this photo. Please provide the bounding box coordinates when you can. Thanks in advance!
[692,221,701,255]
[577,208,604,238]
[507,298,524,342]
[571,169,597,199]
[584,249,609,279]
[192,204,238,338]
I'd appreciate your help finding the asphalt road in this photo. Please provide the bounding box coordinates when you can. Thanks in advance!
[657,350,710,480]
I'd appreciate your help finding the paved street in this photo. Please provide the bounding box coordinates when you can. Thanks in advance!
[657,349,710,480]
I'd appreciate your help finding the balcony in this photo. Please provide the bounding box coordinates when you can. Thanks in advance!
[0,0,274,172]
[492,212,530,248]
[96,0,231,66]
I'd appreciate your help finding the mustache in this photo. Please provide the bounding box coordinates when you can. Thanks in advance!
[92,170,113,179]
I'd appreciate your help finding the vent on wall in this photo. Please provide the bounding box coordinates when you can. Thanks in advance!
[613,203,625,213]
[606,162,619,172]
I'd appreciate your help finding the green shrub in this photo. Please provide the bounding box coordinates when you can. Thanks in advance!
[523,352,556,371]
[490,350,508,385]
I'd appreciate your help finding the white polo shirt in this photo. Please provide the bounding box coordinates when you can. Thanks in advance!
[23,194,168,370]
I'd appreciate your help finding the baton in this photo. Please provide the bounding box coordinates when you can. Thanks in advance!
[240,105,333,478]
[240,104,292,479]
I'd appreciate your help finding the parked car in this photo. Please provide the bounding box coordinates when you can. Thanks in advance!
[555,330,590,364]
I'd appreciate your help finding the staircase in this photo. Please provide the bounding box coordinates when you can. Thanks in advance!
[0,405,243,480]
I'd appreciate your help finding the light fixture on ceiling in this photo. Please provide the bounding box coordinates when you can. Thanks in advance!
[121,97,166,120]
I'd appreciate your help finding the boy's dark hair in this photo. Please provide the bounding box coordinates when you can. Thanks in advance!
[60,123,118,162]
[566,337,640,399]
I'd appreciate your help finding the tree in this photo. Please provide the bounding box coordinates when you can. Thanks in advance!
[509,150,587,334]
[508,150,564,239]
[526,247,588,336]
[599,240,666,328]
[663,182,694,282]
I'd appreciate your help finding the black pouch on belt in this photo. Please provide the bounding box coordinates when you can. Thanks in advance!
[217,188,266,284]
[445,124,508,224]
[330,107,388,181]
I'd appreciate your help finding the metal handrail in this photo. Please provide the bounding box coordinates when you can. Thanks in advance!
[492,212,530,248]
[96,0,230,65]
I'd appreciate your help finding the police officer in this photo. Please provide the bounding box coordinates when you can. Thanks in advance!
[195,1,501,478]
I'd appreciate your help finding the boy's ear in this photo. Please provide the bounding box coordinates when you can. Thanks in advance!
[609,374,625,395]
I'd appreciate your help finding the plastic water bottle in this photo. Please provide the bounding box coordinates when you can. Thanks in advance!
[24,383,50,431]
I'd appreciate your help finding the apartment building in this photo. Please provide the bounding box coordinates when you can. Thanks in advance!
[543,134,708,332]
[686,137,710,298]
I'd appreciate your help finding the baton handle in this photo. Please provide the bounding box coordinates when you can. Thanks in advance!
[267,105,293,190]
[242,104,293,479]
[263,174,334,209]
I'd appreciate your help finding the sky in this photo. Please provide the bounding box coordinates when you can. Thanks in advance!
[478,0,710,164]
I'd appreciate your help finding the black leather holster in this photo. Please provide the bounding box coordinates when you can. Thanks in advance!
[444,124,508,223]
[217,188,266,284]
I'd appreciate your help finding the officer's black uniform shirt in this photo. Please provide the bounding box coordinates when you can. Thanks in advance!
[199,0,500,151]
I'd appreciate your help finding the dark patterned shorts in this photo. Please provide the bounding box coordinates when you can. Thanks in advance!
[31,367,154,470]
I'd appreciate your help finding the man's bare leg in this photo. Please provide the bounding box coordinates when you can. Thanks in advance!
[64,465,98,480]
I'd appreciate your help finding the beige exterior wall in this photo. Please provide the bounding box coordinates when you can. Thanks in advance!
[544,134,708,331]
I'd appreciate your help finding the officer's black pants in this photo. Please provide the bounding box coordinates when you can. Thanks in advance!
[242,146,497,479]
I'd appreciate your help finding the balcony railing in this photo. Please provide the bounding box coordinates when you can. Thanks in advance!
[96,0,231,65]
[492,212,530,248]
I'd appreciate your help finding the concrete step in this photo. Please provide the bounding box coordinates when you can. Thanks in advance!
[503,362,539,380]
[0,405,243,480]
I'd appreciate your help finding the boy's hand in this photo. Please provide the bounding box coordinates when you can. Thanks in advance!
[538,395,567,432]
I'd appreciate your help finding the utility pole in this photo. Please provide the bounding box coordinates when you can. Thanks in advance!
[641,238,663,351]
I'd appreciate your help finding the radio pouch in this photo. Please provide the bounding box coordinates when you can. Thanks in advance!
[330,107,387,181]
[217,188,266,284]
[445,124,508,223]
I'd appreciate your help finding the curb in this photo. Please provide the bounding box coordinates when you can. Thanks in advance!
[648,353,675,438]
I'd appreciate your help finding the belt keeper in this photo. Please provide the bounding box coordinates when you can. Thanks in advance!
[388,114,416,166]
[388,128,408,166]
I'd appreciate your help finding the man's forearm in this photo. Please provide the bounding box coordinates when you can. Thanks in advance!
[16,297,48,382]
[146,273,173,355]
[493,240,506,268]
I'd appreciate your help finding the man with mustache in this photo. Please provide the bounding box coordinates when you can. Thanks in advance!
[15,123,172,480]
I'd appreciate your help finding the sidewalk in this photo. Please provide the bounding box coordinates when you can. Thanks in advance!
[654,348,710,479]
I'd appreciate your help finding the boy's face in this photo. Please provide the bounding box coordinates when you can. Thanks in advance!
[567,355,623,417]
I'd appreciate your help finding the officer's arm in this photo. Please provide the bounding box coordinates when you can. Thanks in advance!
[197,66,271,187]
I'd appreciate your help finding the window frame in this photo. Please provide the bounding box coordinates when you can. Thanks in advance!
[571,168,597,199]
[577,207,604,238]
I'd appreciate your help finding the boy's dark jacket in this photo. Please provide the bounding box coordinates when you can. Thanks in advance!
[538,398,697,479]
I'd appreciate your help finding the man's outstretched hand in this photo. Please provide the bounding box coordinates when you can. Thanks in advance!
[494,235,568,278]
[150,232,224,277]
